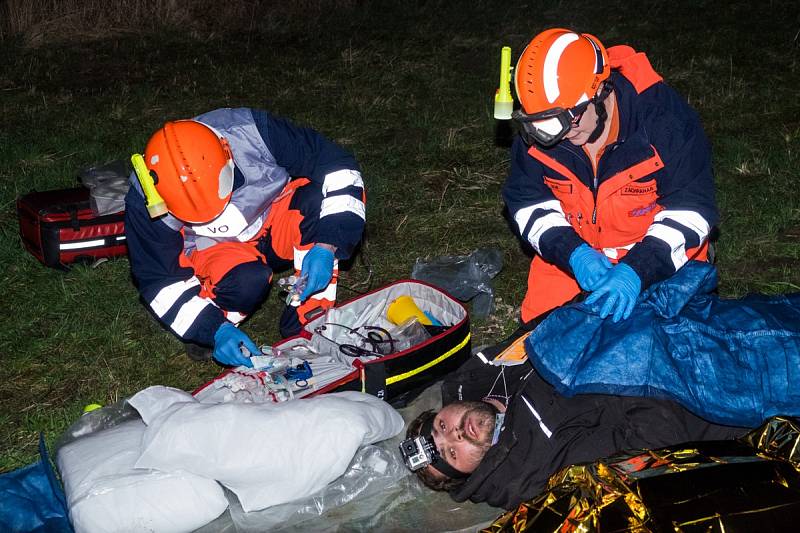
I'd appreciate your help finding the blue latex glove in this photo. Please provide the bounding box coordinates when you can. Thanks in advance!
[300,244,335,301]
[569,243,613,291]
[584,262,642,322]
[213,322,258,367]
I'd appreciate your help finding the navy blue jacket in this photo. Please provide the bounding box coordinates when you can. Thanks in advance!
[125,110,364,346]
[504,70,717,288]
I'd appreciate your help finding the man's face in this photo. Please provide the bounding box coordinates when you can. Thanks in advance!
[562,100,600,146]
[429,401,496,476]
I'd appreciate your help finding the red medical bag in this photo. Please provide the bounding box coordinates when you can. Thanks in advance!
[16,187,127,270]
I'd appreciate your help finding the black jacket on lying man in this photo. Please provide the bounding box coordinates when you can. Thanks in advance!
[409,351,748,510]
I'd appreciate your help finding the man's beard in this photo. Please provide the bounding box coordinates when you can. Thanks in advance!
[458,401,496,453]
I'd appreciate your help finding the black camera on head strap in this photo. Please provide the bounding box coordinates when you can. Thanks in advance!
[398,417,469,479]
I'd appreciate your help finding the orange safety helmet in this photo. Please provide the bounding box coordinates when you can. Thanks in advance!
[143,120,235,224]
[513,28,611,146]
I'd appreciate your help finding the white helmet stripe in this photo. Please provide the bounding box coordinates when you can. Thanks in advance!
[543,33,579,104]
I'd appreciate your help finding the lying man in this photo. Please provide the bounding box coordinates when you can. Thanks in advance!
[403,354,747,509]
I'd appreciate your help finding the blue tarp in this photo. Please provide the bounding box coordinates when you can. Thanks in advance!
[0,435,72,533]
[526,261,800,427]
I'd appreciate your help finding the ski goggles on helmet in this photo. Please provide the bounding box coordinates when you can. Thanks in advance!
[513,81,614,147]
[512,100,591,147]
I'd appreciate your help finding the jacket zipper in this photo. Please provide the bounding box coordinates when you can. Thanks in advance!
[556,139,623,230]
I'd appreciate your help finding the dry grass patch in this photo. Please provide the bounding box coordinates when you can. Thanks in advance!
[1,0,358,46]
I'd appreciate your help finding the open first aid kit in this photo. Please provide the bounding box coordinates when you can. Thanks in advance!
[17,186,127,269]
[194,280,472,407]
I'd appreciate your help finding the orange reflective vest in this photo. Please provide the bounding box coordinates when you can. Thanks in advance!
[529,143,664,260]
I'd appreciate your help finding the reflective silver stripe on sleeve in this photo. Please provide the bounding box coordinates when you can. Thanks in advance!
[646,224,688,270]
[294,248,309,271]
[225,311,246,325]
[308,279,338,301]
[514,201,569,253]
[150,277,201,318]
[322,169,364,195]
[320,195,366,220]
[171,296,213,337]
[520,394,553,439]
[513,205,536,235]
[528,212,571,253]
[602,242,636,260]
[293,247,340,273]
[654,210,710,241]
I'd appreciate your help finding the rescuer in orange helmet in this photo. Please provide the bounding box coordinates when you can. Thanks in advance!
[125,108,366,366]
[504,29,716,325]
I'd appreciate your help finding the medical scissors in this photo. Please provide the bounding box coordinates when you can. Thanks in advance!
[313,322,395,358]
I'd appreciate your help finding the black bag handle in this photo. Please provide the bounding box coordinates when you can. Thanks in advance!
[68,205,80,231]
[363,362,387,401]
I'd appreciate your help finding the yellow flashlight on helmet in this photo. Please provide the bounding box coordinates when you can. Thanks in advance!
[131,153,168,219]
[494,46,514,120]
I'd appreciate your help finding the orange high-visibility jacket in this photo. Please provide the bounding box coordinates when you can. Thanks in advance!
[504,46,716,293]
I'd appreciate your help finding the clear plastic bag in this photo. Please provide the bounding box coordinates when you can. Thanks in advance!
[55,399,140,446]
[386,318,431,354]
[223,444,408,532]
[79,159,131,215]
[411,248,503,318]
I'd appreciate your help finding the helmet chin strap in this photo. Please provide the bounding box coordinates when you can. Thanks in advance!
[586,82,614,144]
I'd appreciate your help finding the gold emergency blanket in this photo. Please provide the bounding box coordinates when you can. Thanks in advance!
[483,416,800,532]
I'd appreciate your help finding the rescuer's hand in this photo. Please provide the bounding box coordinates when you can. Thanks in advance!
[213,322,258,367]
[569,243,613,291]
[585,263,641,322]
[300,244,335,302]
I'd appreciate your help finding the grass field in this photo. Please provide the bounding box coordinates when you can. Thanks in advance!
[2,0,799,471]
